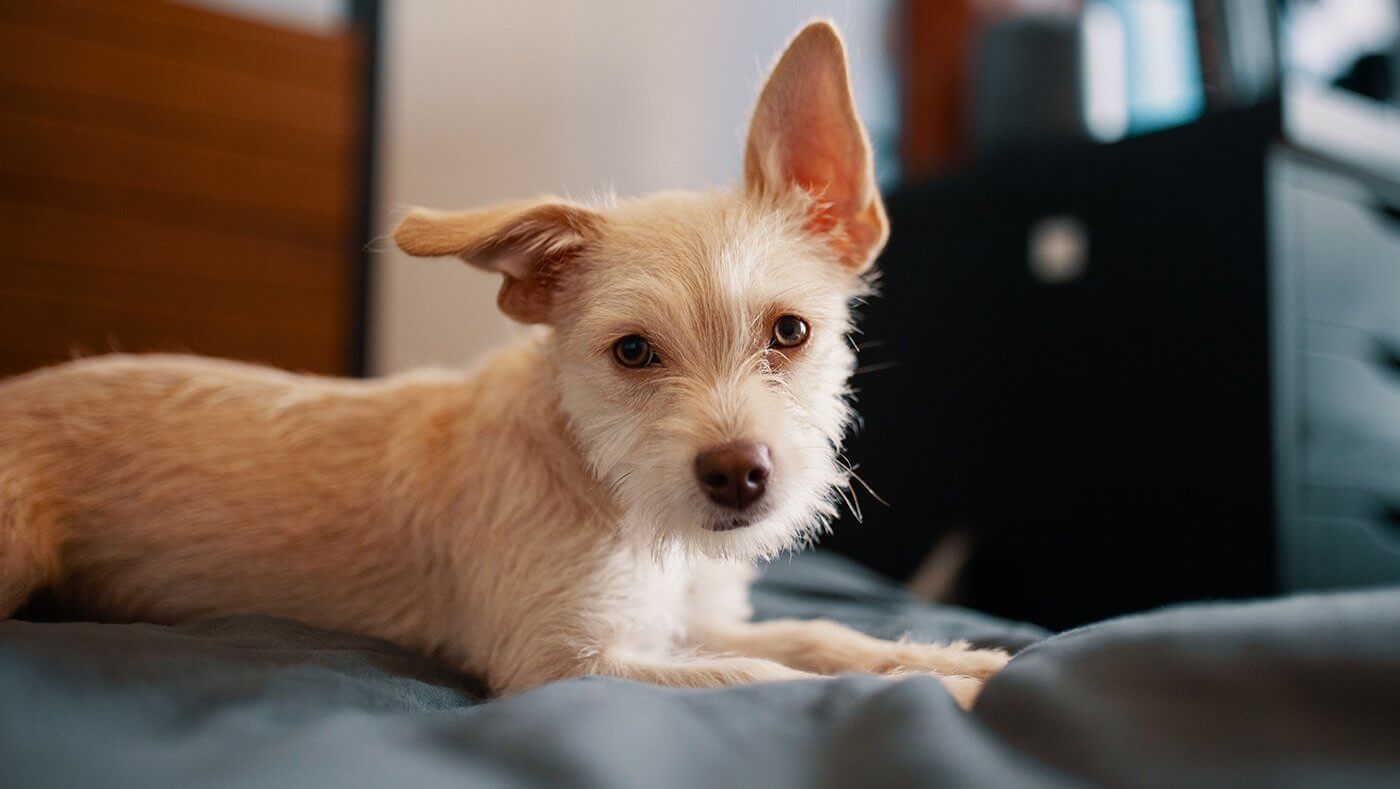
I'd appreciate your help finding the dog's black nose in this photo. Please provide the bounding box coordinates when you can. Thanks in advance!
[695,443,772,510]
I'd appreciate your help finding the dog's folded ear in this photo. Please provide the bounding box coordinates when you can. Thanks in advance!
[744,21,888,274]
[393,198,602,324]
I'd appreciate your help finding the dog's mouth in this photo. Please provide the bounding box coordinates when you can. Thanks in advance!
[707,512,764,532]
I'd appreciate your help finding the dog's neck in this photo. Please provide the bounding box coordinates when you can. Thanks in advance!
[457,334,624,529]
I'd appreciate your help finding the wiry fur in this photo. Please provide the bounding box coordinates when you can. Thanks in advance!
[556,189,864,563]
[0,21,1007,708]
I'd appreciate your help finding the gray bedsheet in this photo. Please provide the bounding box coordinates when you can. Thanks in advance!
[2,551,1397,788]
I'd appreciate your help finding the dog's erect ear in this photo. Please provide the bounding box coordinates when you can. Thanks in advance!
[744,21,888,274]
[394,198,601,324]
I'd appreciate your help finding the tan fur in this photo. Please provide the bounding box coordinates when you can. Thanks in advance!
[0,22,1006,708]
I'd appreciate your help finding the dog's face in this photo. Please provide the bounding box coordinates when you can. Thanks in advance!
[395,22,887,560]
[547,190,870,560]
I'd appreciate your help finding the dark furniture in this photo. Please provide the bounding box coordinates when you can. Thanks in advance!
[826,103,1400,630]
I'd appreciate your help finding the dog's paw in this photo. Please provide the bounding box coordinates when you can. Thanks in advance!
[937,642,1012,680]
[881,640,1011,681]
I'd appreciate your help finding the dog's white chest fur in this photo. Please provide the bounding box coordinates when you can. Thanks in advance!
[609,552,693,653]
[575,552,757,656]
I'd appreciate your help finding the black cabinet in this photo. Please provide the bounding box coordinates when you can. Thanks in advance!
[826,104,1400,629]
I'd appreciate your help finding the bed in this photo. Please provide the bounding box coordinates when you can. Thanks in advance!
[3,551,1397,788]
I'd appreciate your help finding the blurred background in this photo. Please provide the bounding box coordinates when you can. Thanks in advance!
[3,0,1398,629]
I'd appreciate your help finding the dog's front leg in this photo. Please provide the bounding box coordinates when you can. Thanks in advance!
[593,649,818,689]
[697,619,1009,706]
[699,618,1011,677]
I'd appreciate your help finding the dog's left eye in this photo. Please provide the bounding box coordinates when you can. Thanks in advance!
[771,315,810,349]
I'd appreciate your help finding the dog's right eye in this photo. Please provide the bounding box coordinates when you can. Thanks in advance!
[612,335,658,368]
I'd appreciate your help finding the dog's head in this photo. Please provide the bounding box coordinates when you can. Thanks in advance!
[394,22,886,561]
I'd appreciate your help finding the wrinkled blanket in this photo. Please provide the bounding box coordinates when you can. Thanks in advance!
[3,552,1397,788]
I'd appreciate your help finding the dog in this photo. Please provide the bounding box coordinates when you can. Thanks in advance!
[0,21,1007,707]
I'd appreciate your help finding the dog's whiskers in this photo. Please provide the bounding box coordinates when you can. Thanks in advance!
[831,451,887,508]
[852,360,900,377]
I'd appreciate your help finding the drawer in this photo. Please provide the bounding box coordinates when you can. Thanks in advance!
[1284,487,1400,590]
[1301,349,1400,494]
[1302,320,1400,375]
[1282,512,1400,590]
[1292,175,1400,339]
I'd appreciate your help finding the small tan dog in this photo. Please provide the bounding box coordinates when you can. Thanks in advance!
[0,22,1006,706]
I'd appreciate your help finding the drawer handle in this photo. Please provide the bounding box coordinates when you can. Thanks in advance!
[1376,200,1400,230]
[1374,338,1400,377]
[1372,500,1400,558]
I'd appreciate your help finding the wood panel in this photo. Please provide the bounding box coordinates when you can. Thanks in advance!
[1,261,341,327]
[0,296,342,374]
[0,19,352,141]
[0,0,365,378]
[0,112,350,242]
[0,200,344,288]
[0,81,352,169]
[0,0,353,93]
[900,0,979,181]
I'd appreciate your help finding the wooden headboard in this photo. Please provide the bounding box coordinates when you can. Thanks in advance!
[0,0,368,378]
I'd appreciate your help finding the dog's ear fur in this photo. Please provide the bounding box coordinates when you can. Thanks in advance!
[744,21,887,274]
[394,198,601,324]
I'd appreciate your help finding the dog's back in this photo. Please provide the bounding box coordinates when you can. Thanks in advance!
[2,357,375,616]
[0,355,486,632]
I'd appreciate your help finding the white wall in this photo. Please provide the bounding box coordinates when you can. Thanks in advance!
[183,0,347,33]
[370,0,897,373]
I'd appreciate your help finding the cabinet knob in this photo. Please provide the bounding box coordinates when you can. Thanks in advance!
[1028,216,1088,284]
